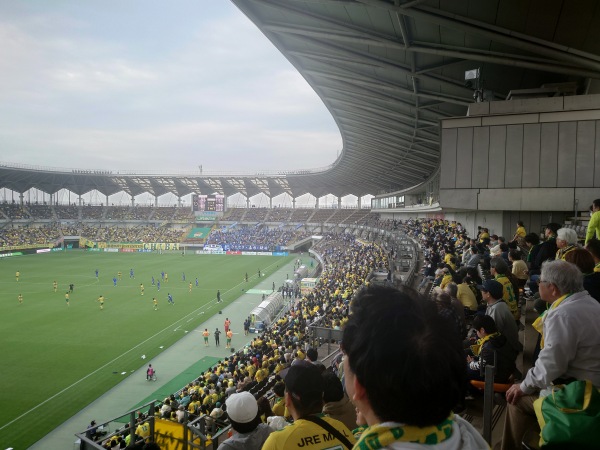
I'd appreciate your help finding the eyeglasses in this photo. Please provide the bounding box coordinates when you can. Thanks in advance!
[537,279,550,285]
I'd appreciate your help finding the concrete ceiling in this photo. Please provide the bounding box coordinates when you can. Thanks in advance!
[2,0,600,200]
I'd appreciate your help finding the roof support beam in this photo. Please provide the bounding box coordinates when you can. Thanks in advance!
[356,0,600,72]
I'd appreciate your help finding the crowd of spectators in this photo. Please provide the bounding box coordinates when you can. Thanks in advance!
[106,231,388,449]
[0,225,60,247]
[0,202,30,219]
[0,202,194,221]
[205,225,311,251]
[5,198,595,448]
[0,224,186,248]
[220,207,378,227]
[55,205,79,219]
[84,215,600,449]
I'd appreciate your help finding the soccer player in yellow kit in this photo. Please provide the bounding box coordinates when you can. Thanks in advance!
[189,282,192,293]
[153,297,158,310]
[65,292,70,306]
[98,295,105,310]
[16,271,20,282]
[18,294,23,304]
[53,280,58,292]
[140,284,144,296]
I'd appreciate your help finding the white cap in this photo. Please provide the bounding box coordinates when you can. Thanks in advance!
[225,392,258,423]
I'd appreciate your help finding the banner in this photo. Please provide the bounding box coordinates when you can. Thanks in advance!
[195,212,219,221]
[187,227,211,239]
[142,243,180,250]
[154,418,186,450]
[79,237,94,248]
[200,247,225,254]
[222,244,271,252]
[97,242,145,249]
[0,252,22,258]
[0,244,50,251]
[238,251,277,256]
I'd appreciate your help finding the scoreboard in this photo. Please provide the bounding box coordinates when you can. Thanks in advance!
[192,194,224,212]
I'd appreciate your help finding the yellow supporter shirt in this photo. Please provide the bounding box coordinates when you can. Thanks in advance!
[440,274,453,290]
[272,397,287,417]
[495,274,519,320]
[457,283,478,311]
[255,368,268,383]
[135,422,151,440]
[262,416,355,450]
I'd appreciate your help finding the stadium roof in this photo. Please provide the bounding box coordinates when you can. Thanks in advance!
[3,0,600,200]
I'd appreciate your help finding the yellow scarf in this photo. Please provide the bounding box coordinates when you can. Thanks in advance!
[470,332,500,357]
[595,262,600,273]
[353,415,453,449]
[532,294,570,348]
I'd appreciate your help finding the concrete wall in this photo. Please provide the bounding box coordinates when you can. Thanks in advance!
[440,94,600,212]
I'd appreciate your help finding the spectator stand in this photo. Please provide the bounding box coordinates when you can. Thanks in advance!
[75,400,158,450]
[68,221,418,450]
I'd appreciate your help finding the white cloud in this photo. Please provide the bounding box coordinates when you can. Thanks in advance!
[0,1,340,176]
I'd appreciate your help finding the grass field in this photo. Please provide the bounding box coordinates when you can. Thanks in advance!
[0,250,292,449]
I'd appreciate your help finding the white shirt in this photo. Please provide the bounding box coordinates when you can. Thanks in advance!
[521,290,600,395]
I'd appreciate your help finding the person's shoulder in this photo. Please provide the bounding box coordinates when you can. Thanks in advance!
[261,421,296,449]
[560,291,600,313]
[321,416,356,442]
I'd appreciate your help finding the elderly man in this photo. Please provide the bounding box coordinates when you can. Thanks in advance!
[341,286,488,449]
[502,260,600,449]
[555,227,578,260]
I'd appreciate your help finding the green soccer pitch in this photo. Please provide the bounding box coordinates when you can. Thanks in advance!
[0,250,292,448]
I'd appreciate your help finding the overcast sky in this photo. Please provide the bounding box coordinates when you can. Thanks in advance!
[0,1,341,175]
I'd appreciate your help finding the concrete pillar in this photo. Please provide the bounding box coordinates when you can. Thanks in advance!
[178,196,182,207]
[315,197,319,209]
[106,195,109,206]
[19,193,24,206]
[131,196,135,207]
[246,197,250,208]
[269,197,273,209]
[292,198,296,209]
[358,197,362,209]
[338,196,342,209]
[155,196,158,207]
[78,195,82,207]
